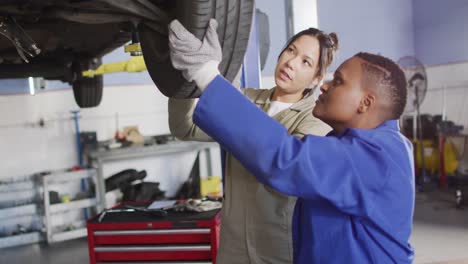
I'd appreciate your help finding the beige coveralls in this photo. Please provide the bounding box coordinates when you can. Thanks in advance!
[168,87,330,264]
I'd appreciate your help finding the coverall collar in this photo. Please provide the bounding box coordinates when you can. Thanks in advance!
[252,87,315,112]
[327,119,400,138]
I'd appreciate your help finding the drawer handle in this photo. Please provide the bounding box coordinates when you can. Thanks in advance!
[94,228,210,236]
[94,245,211,252]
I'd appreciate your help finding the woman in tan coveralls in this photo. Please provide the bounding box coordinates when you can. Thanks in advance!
[168,28,339,264]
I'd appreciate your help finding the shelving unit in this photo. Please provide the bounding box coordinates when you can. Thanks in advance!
[0,175,43,249]
[0,203,42,248]
[42,169,101,243]
[89,141,218,209]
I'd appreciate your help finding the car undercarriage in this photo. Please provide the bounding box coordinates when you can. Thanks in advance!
[0,0,254,107]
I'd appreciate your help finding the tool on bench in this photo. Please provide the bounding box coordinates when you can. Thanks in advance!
[97,205,168,223]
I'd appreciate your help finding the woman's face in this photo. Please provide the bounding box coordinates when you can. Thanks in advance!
[274,35,321,101]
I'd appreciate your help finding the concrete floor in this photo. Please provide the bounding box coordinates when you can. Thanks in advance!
[410,191,468,264]
[2,236,89,264]
[2,190,468,264]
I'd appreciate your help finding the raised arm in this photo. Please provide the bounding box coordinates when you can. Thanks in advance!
[194,76,391,216]
[168,98,213,141]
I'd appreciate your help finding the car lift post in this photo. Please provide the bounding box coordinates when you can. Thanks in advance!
[71,110,90,219]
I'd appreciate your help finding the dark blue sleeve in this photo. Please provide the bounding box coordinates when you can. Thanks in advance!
[194,76,387,216]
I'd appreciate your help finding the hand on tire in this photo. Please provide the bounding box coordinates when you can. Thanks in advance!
[169,19,221,91]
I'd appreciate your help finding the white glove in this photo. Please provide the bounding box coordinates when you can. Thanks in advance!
[168,19,222,91]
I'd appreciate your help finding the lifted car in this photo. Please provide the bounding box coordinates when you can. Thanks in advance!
[0,0,254,107]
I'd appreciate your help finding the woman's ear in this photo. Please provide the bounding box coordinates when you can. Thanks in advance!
[358,93,376,113]
[309,75,322,88]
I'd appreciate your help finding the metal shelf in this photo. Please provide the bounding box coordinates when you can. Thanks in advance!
[49,228,87,243]
[0,204,38,219]
[44,169,96,184]
[0,181,35,192]
[89,141,218,162]
[50,198,97,214]
[0,189,38,208]
[89,141,217,209]
[0,232,42,249]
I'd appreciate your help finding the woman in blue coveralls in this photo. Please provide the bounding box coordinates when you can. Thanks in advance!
[167,19,415,263]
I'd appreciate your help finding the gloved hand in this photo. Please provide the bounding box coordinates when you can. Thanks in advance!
[168,19,222,91]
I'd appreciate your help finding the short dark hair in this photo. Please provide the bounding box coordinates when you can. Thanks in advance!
[355,52,407,119]
[279,28,339,79]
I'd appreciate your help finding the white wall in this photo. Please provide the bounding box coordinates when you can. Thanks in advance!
[0,83,221,197]
[292,0,318,33]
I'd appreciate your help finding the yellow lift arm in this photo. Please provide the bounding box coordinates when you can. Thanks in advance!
[82,43,147,77]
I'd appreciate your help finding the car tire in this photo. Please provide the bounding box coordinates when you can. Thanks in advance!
[139,0,254,98]
[72,59,103,108]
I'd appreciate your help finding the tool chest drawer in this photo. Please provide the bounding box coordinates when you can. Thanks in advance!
[93,228,212,245]
[93,244,212,262]
[87,202,220,264]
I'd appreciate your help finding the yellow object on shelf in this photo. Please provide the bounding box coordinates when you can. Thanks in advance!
[201,176,222,197]
[61,194,71,203]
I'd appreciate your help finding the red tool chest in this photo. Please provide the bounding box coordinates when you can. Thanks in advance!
[87,202,221,264]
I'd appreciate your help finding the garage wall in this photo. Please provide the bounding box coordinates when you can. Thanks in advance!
[313,0,468,68]
[316,0,468,132]
[317,0,415,70]
[414,0,468,66]
[0,83,221,197]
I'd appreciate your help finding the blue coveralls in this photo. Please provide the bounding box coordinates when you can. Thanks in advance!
[193,76,415,263]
